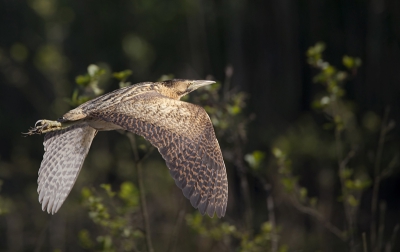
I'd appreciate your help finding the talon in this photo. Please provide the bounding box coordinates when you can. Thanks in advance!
[35,120,43,127]
[25,119,63,136]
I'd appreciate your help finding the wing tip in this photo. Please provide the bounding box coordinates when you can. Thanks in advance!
[194,197,226,218]
[215,204,225,218]
[40,198,62,215]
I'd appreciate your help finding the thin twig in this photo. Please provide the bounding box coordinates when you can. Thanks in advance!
[264,183,278,252]
[167,206,186,252]
[331,95,355,249]
[289,196,347,241]
[371,107,390,251]
[34,219,49,252]
[385,224,399,252]
[381,155,399,179]
[127,133,155,252]
[340,148,357,169]
[235,149,253,231]
[363,232,368,252]
[378,202,386,251]
[137,161,153,252]
[223,65,233,101]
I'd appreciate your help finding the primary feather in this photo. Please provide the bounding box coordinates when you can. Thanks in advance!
[38,124,96,214]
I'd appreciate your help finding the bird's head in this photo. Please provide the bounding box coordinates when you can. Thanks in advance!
[159,79,215,100]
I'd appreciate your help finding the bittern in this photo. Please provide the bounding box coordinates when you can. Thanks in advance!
[27,79,228,218]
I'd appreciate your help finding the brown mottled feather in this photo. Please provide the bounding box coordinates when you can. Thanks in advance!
[91,91,228,217]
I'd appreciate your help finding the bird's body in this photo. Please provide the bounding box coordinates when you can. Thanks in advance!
[28,79,228,218]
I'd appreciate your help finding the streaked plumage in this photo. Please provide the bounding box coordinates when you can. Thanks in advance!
[27,79,228,218]
[39,125,96,213]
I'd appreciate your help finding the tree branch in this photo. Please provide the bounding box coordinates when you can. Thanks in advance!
[330,95,355,249]
[289,195,347,242]
[127,133,154,252]
[264,182,278,252]
[371,107,390,252]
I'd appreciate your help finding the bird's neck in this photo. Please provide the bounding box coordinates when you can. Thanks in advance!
[155,85,182,100]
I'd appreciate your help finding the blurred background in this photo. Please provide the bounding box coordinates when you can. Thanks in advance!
[1,0,400,251]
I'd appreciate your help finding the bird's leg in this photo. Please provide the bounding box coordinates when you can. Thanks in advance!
[24,119,65,135]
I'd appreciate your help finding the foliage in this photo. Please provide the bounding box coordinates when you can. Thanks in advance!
[245,150,265,171]
[186,213,288,252]
[70,64,107,106]
[273,42,399,252]
[80,182,143,252]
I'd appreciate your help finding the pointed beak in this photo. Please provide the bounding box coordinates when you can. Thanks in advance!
[190,80,216,89]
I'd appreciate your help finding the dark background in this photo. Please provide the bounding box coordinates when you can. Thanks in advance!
[0,0,399,251]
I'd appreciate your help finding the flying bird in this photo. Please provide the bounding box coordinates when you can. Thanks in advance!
[27,79,228,218]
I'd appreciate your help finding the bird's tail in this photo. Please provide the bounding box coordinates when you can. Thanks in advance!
[38,124,97,214]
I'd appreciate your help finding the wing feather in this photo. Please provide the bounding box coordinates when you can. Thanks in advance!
[38,124,96,214]
[92,92,228,217]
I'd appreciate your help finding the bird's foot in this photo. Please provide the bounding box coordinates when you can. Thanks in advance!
[24,120,63,136]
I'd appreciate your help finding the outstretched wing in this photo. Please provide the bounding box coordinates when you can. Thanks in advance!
[38,124,97,214]
[92,92,228,218]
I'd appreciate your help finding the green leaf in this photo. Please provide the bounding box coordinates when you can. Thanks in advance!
[100,184,115,198]
[307,42,326,58]
[113,69,132,81]
[299,187,308,201]
[336,71,348,81]
[97,235,113,249]
[345,179,354,189]
[272,148,284,159]
[118,182,139,207]
[312,73,327,83]
[279,245,289,252]
[340,168,353,179]
[342,55,355,69]
[323,65,335,76]
[244,150,265,170]
[309,197,318,207]
[75,74,91,86]
[281,177,296,192]
[87,64,100,77]
[227,105,241,115]
[343,55,362,69]
[312,100,322,109]
[261,222,273,233]
[353,178,371,190]
[158,74,174,81]
[81,187,92,199]
[78,229,94,249]
[347,195,359,207]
